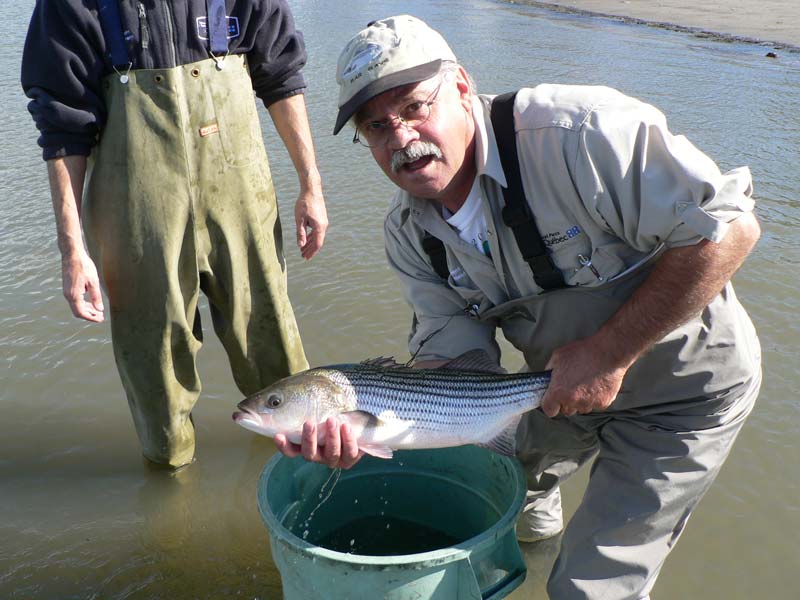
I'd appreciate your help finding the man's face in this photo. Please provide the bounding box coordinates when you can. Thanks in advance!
[354,68,476,207]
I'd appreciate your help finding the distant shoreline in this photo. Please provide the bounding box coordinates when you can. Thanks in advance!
[505,0,800,53]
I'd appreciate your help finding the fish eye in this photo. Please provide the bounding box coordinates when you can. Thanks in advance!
[267,394,282,409]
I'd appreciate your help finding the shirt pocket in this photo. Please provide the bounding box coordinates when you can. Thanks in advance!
[554,236,626,287]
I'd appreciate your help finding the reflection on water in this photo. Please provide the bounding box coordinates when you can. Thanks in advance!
[1,0,798,598]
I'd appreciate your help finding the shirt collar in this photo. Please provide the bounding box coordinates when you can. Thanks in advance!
[472,95,507,188]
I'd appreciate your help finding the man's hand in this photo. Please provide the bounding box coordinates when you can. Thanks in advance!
[540,212,761,418]
[47,156,106,323]
[294,188,328,260]
[541,337,627,417]
[275,416,364,469]
[61,250,105,323]
[267,94,328,260]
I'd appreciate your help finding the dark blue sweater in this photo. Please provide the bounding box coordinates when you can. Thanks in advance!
[21,0,308,160]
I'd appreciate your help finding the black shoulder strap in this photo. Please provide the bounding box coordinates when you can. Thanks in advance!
[422,232,449,280]
[490,92,565,290]
[420,91,566,289]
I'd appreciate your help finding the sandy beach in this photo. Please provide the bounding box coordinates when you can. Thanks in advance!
[513,1,800,49]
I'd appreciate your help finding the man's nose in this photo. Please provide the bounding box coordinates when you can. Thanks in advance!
[386,119,420,150]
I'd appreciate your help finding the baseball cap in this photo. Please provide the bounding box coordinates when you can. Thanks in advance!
[333,15,457,135]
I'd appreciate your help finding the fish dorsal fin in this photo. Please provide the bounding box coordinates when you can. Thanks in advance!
[475,416,521,456]
[441,349,507,374]
[360,356,405,369]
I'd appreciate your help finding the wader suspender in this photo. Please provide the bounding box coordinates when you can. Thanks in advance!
[97,0,230,66]
[422,91,566,291]
[206,0,229,54]
[97,0,130,68]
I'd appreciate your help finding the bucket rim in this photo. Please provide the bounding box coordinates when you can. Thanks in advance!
[257,448,527,566]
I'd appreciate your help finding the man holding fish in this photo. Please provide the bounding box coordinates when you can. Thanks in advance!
[264,14,761,600]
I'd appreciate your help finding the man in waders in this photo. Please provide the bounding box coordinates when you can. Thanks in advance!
[278,15,763,600]
[21,0,326,469]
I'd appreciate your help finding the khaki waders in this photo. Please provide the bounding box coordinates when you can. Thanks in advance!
[83,56,308,468]
[481,260,761,599]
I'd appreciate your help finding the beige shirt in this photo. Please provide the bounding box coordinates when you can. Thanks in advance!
[384,85,755,363]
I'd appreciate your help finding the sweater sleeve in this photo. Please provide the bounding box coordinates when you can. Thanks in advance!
[243,0,307,107]
[21,0,109,160]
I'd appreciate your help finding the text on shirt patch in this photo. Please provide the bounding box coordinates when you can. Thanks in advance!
[449,267,467,282]
[542,225,581,247]
[196,16,241,40]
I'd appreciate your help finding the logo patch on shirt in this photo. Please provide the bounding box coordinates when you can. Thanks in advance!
[196,16,241,40]
[542,226,582,247]
[199,122,220,137]
[449,267,467,282]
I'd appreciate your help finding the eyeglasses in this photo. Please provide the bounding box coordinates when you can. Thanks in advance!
[352,79,444,148]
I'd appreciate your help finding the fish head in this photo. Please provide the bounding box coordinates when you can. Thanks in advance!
[232,369,351,438]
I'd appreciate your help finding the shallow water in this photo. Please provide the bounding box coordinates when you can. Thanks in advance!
[1,0,798,598]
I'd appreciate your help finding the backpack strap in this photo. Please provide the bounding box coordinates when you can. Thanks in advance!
[490,92,565,291]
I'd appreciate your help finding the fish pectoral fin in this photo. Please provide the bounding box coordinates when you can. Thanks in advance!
[476,417,521,457]
[338,411,393,459]
[358,444,394,459]
[441,349,507,374]
[339,410,385,429]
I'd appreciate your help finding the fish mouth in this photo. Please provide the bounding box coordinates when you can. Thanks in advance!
[232,405,260,425]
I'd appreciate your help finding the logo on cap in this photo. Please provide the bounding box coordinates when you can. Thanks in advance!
[342,43,384,80]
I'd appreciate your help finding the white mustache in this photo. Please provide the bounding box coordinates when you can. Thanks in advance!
[391,141,443,173]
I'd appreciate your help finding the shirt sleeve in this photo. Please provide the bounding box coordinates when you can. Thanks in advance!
[572,93,755,251]
[244,0,307,106]
[384,207,500,363]
[21,0,108,161]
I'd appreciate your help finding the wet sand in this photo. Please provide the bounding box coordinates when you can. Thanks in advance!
[511,1,800,49]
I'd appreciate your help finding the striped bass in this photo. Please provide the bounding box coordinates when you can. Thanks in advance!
[232,350,550,459]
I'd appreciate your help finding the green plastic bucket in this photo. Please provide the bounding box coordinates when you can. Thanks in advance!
[257,446,527,600]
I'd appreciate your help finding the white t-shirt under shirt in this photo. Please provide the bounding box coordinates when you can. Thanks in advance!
[443,178,491,258]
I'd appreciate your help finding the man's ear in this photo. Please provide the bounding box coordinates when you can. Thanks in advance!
[455,66,473,110]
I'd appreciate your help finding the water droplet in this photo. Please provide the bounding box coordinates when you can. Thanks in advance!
[119,74,129,84]
[349,538,355,546]
[302,529,309,539]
